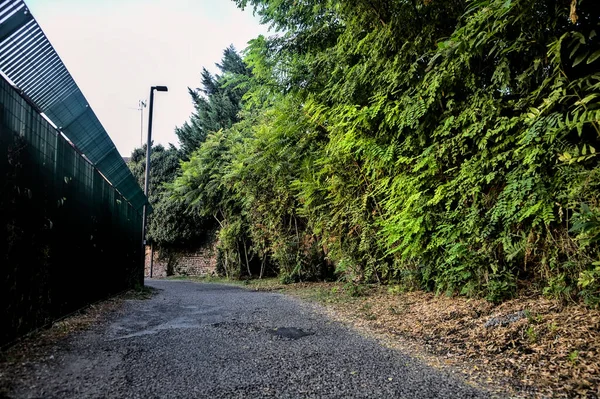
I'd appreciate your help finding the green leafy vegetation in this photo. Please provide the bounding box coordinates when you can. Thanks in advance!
[126,48,252,260]
[175,46,252,159]
[128,144,210,252]
[164,0,599,305]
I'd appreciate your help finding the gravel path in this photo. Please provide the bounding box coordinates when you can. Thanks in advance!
[5,280,494,398]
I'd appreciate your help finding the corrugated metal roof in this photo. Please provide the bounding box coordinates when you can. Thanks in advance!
[0,0,146,211]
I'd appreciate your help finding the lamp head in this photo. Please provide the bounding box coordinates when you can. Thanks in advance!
[153,86,168,92]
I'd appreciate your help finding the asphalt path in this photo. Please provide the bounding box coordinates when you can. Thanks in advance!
[5,280,494,398]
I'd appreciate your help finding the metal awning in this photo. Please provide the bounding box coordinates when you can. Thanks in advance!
[0,0,146,211]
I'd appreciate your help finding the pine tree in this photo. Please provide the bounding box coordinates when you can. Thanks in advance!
[176,46,252,158]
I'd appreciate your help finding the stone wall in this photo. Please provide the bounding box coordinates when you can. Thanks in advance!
[144,246,167,278]
[144,240,218,278]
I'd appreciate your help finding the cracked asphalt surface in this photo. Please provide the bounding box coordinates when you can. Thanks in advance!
[4,280,494,398]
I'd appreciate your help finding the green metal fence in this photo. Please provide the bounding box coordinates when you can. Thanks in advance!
[0,0,147,212]
[0,75,143,347]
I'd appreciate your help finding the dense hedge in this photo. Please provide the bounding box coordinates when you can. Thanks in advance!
[173,0,599,304]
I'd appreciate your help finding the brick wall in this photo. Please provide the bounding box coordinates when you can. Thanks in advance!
[144,240,218,278]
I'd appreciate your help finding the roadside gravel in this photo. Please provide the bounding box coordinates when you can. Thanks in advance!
[2,280,495,398]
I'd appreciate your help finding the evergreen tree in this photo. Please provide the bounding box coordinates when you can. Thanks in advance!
[128,144,208,249]
[176,46,252,158]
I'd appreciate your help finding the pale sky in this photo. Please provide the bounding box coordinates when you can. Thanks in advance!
[25,0,268,156]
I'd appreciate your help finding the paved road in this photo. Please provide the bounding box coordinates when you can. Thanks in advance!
[5,280,492,398]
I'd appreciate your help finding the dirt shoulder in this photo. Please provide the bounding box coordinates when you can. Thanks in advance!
[193,277,599,399]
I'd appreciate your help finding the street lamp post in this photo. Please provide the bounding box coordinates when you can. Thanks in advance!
[142,85,168,279]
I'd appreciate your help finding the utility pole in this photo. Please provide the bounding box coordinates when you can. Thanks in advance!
[139,100,147,147]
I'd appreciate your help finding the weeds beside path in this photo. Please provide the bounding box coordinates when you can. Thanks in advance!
[182,276,600,399]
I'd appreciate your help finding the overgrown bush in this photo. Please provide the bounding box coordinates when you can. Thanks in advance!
[170,0,599,305]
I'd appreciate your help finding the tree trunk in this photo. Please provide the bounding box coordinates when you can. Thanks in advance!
[223,251,230,279]
[243,240,252,278]
[259,253,266,279]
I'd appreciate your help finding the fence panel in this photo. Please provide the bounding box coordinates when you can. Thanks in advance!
[0,76,143,347]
